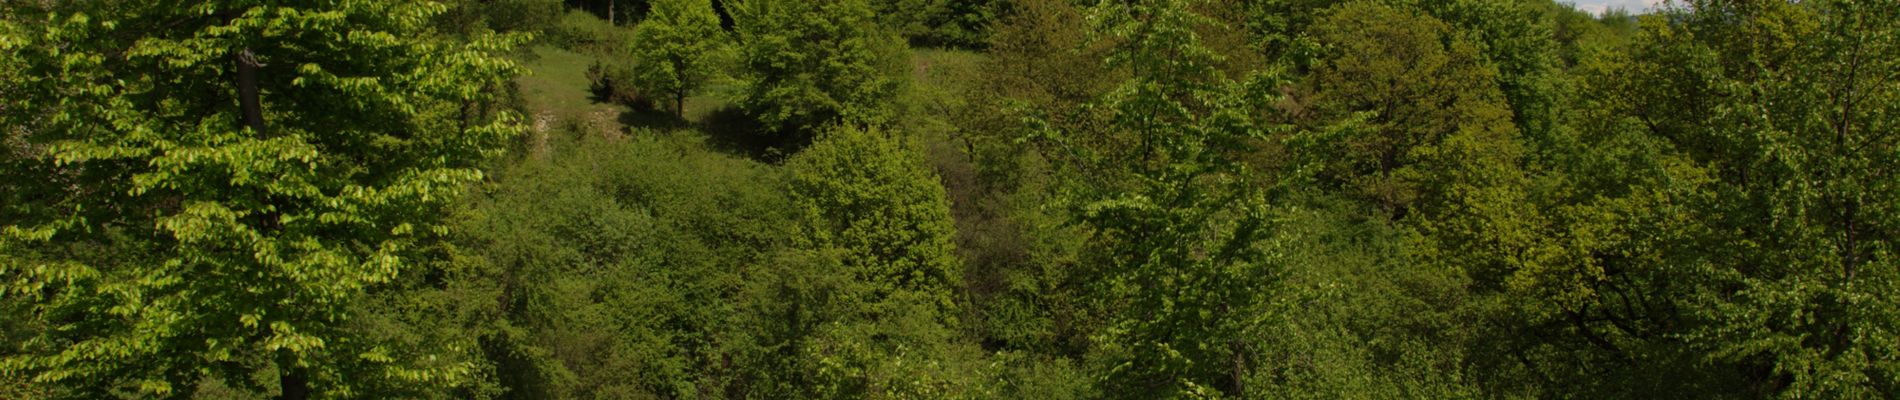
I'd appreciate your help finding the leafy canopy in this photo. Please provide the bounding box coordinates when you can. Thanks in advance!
[732,0,907,138]
[629,0,728,118]
[0,1,524,397]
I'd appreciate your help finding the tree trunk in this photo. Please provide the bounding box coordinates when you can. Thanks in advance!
[278,364,310,400]
[237,49,267,136]
[274,347,310,400]
[609,0,616,26]
[242,49,304,400]
[1230,340,1247,397]
[676,90,686,119]
[237,48,285,233]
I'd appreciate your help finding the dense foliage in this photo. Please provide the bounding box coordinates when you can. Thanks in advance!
[731,0,906,139]
[628,0,728,118]
[4,0,1897,398]
[0,1,523,398]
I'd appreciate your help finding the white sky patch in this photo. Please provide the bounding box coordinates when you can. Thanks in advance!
[1566,0,1666,15]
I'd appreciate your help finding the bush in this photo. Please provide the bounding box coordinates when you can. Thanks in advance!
[546,10,630,54]
[450,133,799,398]
[872,0,996,48]
[585,60,653,110]
[435,0,563,36]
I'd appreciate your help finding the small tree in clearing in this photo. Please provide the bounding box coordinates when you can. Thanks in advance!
[630,0,727,118]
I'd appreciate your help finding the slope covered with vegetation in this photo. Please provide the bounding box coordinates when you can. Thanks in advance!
[3,0,1897,398]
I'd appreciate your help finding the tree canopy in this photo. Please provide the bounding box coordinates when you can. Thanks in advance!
[732,0,906,139]
[0,1,523,398]
[4,0,1898,398]
[629,0,727,118]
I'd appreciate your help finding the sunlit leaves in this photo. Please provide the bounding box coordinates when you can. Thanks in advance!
[0,0,524,396]
[733,0,907,138]
[629,0,727,117]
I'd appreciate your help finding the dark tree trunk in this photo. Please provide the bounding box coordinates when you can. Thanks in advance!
[237,49,267,136]
[278,364,310,400]
[237,48,284,232]
[241,49,302,400]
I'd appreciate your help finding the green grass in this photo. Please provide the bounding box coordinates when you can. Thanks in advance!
[515,45,631,137]
[511,38,984,155]
[517,45,599,114]
[682,81,737,123]
[518,41,740,133]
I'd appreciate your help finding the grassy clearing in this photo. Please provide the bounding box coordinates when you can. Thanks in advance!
[515,45,629,137]
[516,45,597,114]
[511,37,986,162]
[681,81,737,124]
[512,38,748,163]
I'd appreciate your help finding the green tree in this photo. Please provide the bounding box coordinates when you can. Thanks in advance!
[1622,1,1900,396]
[446,133,801,399]
[0,1,523,397]
[1300,5,1536,337]
[959,0,1116,171]
[1462,7,1730,395]
[759,124,981,398]
[435,0,565,36]
[1478,1,1900,396]
[949,0,1117,361]
[731,0,907,139]
[874,0,950,42]
[1412,0,1562,153]
[1047,0,1284,396]
[630,0,728,118]
[568,0,651,26]
[1282,4,1545,396]
[1301,2,1526,220]
[786,125,963,320]
[870,0,995,47]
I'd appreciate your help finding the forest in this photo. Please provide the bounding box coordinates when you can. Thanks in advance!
[1,0,1896,398]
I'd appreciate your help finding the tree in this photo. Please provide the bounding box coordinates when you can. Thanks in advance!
[959,0,1115,171]
[436,0,565,36]
[1456,5,1727,395]
[0,1,523,397]
[937,0,1124,368]
[1042,0,1284,396]
[1471,1,1900,396]
[873,0,951,42]
[1298,5,1537,336]
[731,0,907,140]
[869,0,995,47]
[1619,1,1900,396]
[786,125,963,318]
[1411,0,1562,154]
[630,0,728,118]
[1300,2,1526,220]
[1279,3,1546,396]
[565,0,650,26]
[766,124,979,398]
[444,134,803,398]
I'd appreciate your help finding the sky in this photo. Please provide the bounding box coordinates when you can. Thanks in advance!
[1565,0,1665,15]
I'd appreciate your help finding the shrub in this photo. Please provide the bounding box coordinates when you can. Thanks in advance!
[546,10,630,55]
[585,60,653,110]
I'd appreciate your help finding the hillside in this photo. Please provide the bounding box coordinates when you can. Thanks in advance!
[3,1,1896,398]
